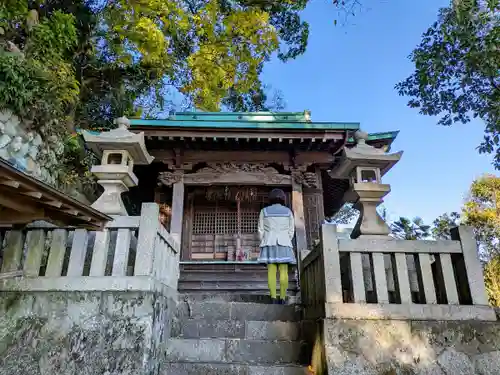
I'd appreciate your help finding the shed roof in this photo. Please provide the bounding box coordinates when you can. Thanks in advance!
[0,159,111,229]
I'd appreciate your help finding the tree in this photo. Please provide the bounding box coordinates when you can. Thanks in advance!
[0,0,362,195]
[396,1,500,168]
[432,212,461,240]
[462,174,500,258]
[328,203,358,224]
[1,0,365,130]
[484,255,500,306]
[391,216,431,240]
[0,0,318,192]
[428,177,500,305]
[468,175,500,306]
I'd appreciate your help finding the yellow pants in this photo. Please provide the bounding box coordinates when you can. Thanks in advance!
[267,263,288,299]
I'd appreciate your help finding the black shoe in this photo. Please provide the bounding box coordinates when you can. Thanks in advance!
[279,298,287,305]
[271,298,280,304]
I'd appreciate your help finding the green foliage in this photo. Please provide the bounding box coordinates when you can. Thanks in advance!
[431,175,500,305]
[397,2,500,168]
[1,0,355,129]
[432,211,461,240]
[484,254,500,306]
[180,0,279,110]
[68,0,320,129]
[328,203,387,226]
[0,0,356,196]
[328,203,358,224]
[391,216,430,240]
[28,10,78,60]
[0,4,84,193]
[464,174,500,306]
[0,0,307,129]
[0,8,79,125]
[462,174,500,258]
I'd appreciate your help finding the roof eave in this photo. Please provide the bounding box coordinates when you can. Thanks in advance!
[129,119,360,132]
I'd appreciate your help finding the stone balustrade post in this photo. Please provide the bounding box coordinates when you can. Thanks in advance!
[451,225,489,306]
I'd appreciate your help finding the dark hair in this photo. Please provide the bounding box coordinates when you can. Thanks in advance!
[269,188,286,205]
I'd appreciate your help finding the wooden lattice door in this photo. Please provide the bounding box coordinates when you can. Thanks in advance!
[184,187,290,261]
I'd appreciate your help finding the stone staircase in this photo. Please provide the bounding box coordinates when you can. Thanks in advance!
[165,296,309,374]
[178,263,299,297]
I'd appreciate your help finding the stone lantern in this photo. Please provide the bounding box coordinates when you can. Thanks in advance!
[329,130,403,238]
[82,117,154,215]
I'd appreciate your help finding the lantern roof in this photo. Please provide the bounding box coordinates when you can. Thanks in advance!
[81,117,153,165]
[329,130,403,178]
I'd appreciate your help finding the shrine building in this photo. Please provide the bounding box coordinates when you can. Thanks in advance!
[127,111,399,296]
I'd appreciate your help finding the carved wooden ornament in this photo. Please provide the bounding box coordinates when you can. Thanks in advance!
[158,171,183,187]
[184,163,292,186]
[292,170,319,188]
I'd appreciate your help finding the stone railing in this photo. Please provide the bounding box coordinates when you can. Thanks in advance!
[0,203,179,294]
[301,224,496,321]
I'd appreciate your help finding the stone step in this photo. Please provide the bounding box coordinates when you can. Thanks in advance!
[178,281,298,294]
[172,319,301,340]
[179,270,297,281]
[164,363,308,375]
[178,293,300,304]
[179,263,299,296]
[176,301,301,322]
[164,338,309,365]
[179,293,275,303]
[180,263,298,272]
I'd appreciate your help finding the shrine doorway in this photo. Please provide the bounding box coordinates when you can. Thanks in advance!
[181,186,291,262]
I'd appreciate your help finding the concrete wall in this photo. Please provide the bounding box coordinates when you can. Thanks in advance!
[0,290,176,375]
[306,318,500,375]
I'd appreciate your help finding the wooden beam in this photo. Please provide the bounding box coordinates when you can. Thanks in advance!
[183,171,292,186]
[150,150,335,165]
[0,191,40,213]
[62,208,79,216]
[0,179,20,188]
[45,200,63,208]
[0,209,46,224]
[22,191,43,199]
[139,128,344,141]
[0,159,110,228]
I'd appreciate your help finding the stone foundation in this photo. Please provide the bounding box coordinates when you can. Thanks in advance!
[0,290,176,375]
[312,318,500,375]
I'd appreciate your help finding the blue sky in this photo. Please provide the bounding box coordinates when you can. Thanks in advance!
[261,0,496,225]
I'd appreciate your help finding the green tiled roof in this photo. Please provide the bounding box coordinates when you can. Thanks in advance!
[79,112,400,144]
[129,111,360,131]
[170,111,310,122]
[347,131,400,144]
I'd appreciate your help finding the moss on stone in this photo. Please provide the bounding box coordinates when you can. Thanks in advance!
[2,292,23,311]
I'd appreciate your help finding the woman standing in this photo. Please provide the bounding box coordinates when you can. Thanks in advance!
[257,189,296,304]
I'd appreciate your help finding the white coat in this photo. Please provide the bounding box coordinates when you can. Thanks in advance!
[258,204,295,248]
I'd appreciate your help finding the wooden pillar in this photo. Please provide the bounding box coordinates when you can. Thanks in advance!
[158,170,185,246]
[303,168,325,249]
[292,173,308,259]
[170,178,185,245]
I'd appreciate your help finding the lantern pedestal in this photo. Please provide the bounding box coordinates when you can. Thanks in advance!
[350,182,391,239]
[91,180,129,216]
